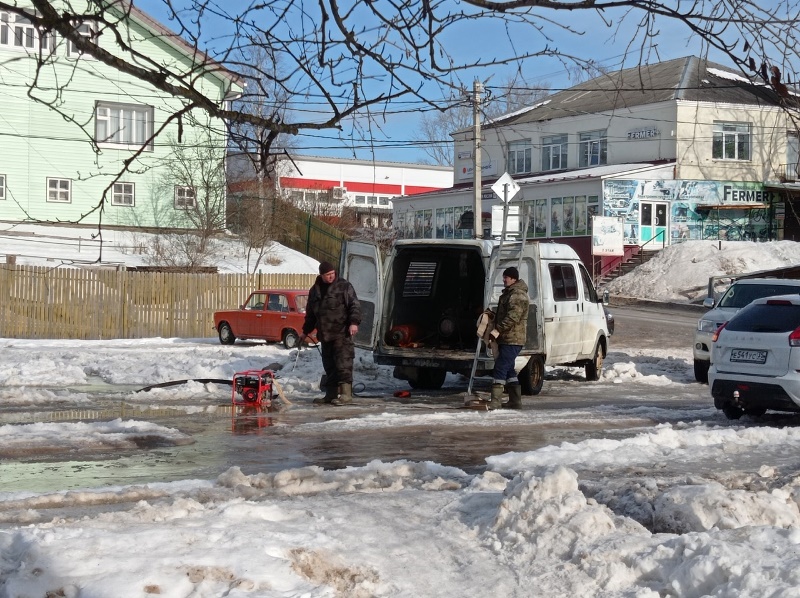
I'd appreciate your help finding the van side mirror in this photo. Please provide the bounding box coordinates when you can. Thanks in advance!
[602,289,609,305]
[702,297,715,309]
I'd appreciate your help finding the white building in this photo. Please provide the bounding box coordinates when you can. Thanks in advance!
[230,153,453,228]
[393,56,799,268]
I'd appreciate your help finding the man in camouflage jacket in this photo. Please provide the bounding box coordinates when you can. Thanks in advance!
[488,266,529,410]
[300,261,362,406]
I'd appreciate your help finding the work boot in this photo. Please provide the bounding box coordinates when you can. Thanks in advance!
[313,385,338,405]
[503,383,522,409]
[331,382,353,406]
[487,383,504,410]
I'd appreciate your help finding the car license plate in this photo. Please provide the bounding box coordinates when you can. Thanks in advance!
[730,349,767,364]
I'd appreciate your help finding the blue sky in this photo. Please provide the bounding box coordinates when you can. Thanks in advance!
[136,0,742,165]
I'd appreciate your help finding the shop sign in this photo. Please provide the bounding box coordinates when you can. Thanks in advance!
[627,128,660,140]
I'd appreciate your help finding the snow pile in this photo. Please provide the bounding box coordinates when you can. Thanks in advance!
[606,240,800,302]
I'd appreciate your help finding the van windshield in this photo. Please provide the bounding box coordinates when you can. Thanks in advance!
[718,283,800,309]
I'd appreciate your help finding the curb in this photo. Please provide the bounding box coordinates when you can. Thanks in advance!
[608,295,707,314]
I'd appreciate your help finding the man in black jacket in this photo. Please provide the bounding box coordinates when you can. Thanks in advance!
[299,261,362,406]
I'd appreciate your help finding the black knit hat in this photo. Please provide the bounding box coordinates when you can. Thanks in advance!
[319,261,336,275]
[503,266,519,280]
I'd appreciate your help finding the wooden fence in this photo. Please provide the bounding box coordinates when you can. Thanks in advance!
[0,265,317,340]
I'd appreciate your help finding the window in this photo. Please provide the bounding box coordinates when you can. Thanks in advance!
[67,22,96,57]
[507,140,532,175]
[245,293,267,310]
[174,186,195,209]
[549,263,578,301]
[95,102,154,149]
[379,197,390,206]
[541,134,568,171]
[355,195,366,204]
[267,294,289,312]
[0,174,5,200]
[579,130,607,167]
[367,196,377,205]
[713,122,751,161]
[0,11,52,52]
[47,178,71,203]
[111,182,134,206]
[402,262,437,297]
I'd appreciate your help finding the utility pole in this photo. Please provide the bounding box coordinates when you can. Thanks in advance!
[472,79,482,239]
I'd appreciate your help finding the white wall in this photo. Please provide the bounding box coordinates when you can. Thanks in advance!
[453,102,678,182]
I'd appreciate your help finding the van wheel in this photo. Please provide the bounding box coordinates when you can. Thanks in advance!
[585,343,604,381]
[408,368,446,390]
[283,330,299,349]
[693,359,709,384]
[519,355,544,396]
[218,322,236,345]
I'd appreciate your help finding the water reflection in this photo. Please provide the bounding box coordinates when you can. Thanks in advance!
[231,404,281,435]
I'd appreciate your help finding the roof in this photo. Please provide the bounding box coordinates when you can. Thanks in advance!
[395,161,674,201]
[513,161,674,185]
[483,56,789,130]
[115,0,244,89]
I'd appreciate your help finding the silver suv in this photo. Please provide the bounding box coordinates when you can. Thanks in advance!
[694,278,800,383]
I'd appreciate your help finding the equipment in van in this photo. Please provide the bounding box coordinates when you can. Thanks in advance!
[342,237,610,403]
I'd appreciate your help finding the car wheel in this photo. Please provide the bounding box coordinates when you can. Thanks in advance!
[519,355,544,396]
[408,368,446,390]
[585,343,603,381]
[693,359,709,384]
[283,330,299,349]
[218,322,236,345]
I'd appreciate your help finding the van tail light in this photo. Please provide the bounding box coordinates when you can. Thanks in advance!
[790,327,800,347]
[712,322,728,342]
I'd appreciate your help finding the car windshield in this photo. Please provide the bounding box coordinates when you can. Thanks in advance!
[717,283,800,309]
[726,302,800,333]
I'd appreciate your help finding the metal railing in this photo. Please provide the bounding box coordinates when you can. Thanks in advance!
[597,229,666,282]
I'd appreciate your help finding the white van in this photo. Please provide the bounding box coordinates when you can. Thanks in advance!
[342,239,610,396]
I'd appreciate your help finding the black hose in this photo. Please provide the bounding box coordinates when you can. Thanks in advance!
[137,378,232,392]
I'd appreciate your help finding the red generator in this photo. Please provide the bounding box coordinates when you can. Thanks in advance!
[231,368,276,407]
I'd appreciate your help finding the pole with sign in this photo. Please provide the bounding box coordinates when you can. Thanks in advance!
[491,172,521,239]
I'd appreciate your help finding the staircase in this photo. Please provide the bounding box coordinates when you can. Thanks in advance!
[597,248,661,287]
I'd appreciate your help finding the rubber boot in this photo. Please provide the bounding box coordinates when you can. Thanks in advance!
[313,385,338,405]
[488,383,504,410]
[332,382,353,406]
[503,383,522,409]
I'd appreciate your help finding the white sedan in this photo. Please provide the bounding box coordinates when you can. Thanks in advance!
[709,294,800,419]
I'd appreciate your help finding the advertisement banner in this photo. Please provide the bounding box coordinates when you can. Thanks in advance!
[592,216,625,256]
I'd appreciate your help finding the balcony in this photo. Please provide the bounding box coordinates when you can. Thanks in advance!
[775,163,800,182]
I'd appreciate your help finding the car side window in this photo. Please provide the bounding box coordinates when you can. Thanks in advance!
[246,293,267,310]
[549,263,578,301]
[268,294,289,312]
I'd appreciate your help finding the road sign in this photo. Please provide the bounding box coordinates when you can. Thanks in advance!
[491,172,520,203]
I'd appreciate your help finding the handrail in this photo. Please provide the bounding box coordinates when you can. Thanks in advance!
[597,228,666,282]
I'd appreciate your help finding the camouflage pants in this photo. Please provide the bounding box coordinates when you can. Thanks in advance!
[321,336,355,388]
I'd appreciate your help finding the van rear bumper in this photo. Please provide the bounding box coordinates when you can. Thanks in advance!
[373,351,492,374]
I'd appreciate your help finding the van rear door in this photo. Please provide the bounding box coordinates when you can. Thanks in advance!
[341,241,383,350]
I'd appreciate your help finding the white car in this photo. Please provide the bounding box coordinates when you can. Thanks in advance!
[709,294,800,419]
[693,278,800,383]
